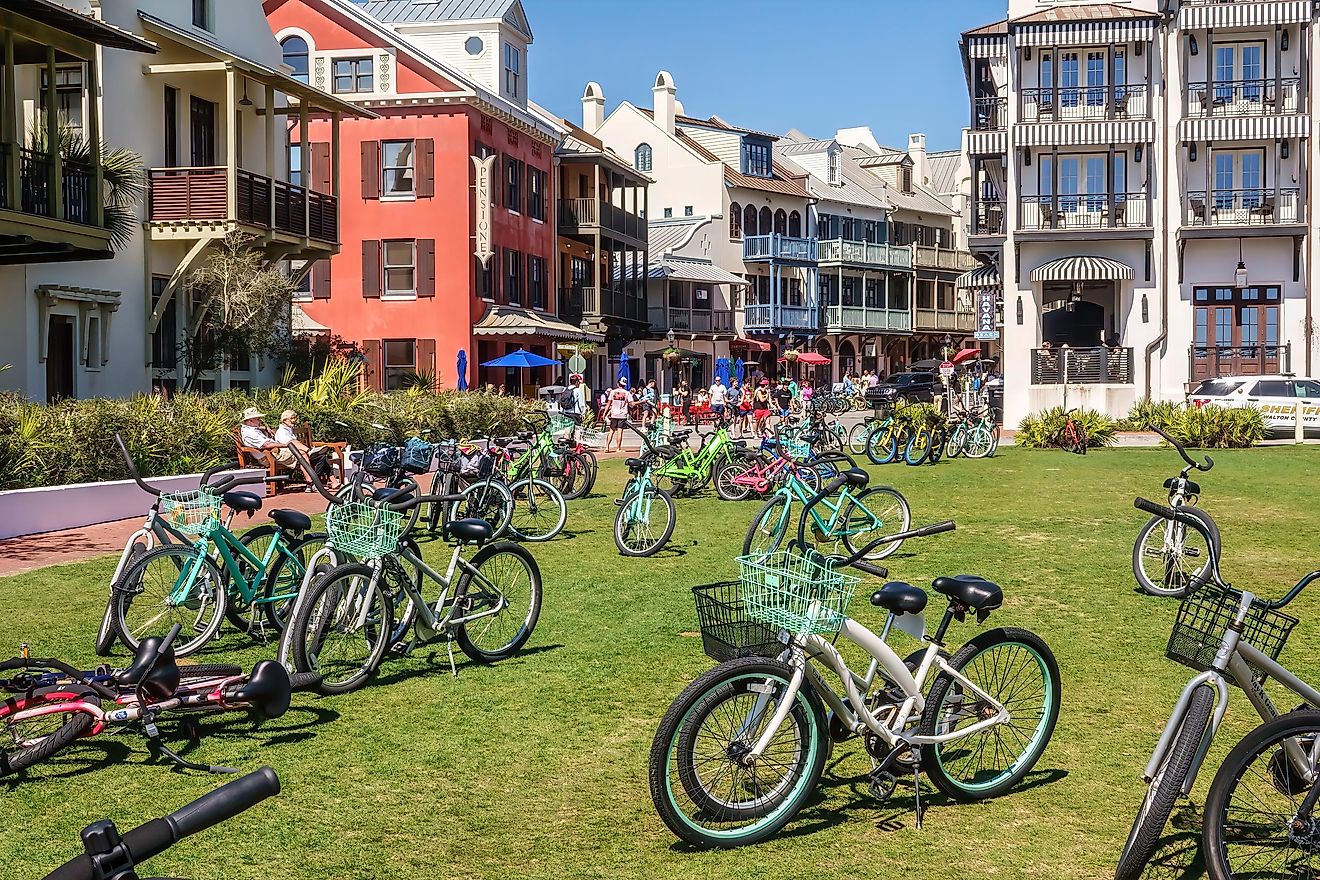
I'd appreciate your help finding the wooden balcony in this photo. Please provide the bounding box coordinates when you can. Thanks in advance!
[1032,346,1134,384]
[148,167,338,244]
[1190,343,1290,382]
[648,305,735,335]
[818,239,912,270]
[1019,194,1152,231]
[823,305,912,333]
[1020,84,1151,122]
[914,308,975,333]
[743,233,817,263]
[558,286,648,324]
[1184,189,1301,228]
[557,197,646,243]
[1187,79,1302,117]
[913,246,980,272]
[743,303,817,332]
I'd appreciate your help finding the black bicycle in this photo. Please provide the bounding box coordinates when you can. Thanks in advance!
[1132,424,1219,598]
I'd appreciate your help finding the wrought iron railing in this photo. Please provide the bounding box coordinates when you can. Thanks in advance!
[1020,83,1150,122]
[973,199,1007,236]
[1019,193,1151,230]
[973,96,1008,131]
[1031,346,1134,384]
[1184,189,1300,226]
[1186,78,1301,117]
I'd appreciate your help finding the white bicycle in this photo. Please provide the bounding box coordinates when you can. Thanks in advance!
[648,469,1061,848]
[1132,424,1219,598]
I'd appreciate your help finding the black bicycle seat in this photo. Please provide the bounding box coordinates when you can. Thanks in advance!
[870,581,928,616]
[224,660,291,719]
[443,518,493,545]
[114,636,181,700]
[222,491,263,514]
[931,575,1004,612]
[269,508,312,533]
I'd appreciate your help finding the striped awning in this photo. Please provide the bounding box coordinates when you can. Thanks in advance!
[1014,18,1156,47]
[1031,255,1133,283]
[1015,119,1156,146]
[965,35,1007,58]
[967,129,1007,155]
[1179,114,1311,143]
[957,264,1002,289]
[1179,0,1313,29]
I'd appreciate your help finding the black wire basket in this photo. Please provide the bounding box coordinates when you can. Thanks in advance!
[691,581,781,662]
[1167,583,1297,684]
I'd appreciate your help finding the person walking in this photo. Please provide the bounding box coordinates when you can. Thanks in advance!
[674,379,690,425]
[640,379,658,428]
[603,378,633,452]
[708,376,728,424]
[753,379,772,436]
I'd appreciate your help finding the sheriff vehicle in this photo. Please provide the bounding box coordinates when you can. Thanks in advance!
[1187,374,1320,436]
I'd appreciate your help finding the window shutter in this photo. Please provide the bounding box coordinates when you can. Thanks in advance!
[362,240,381,298]
[416,138,435,198]
[310,142,331,193]
[361,140,380,199]
[417,238,436,297]
[416,338,435,382]
[312,258,331,299]
[363,339,382,391]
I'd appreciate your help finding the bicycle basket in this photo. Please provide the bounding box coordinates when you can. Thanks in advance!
[1166,583,1297,683]
[400,437,436,475]
[692,581,782,662]
[579,427,605,450]
[159,488,222,536]
[458,449,493,479]
[548,413,577,436]
[362,442,400,477]
[327,502,404,559]
[736,551,859,636]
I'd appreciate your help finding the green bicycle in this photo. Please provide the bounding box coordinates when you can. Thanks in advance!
[111,440,328,657]
[743,464,911,561]
[652,417,742,495]
[614,423,677,557]
[944,404,1000,460]
[506,412,598,501]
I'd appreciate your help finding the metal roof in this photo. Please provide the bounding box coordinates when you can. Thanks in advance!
[776,134,891,212]
[648,218,706,255]
[4,0,157,53]
[473,305,604,342]
[724,164,811,199]
[352,0,531,38]
[646,257,748,286]
[927,151,962,196]
[1013,3,1157,24]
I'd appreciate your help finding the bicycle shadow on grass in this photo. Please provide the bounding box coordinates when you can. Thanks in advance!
[165,703,342,749]
[2,740,133,787]
[369,642,565,688]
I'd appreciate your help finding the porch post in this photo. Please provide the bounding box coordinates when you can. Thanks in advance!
[45,45,62,219]
[300,101,310,235]
[1108,144,1116,227]
[225,65,238,219]
[265,83,277,229]
[87,53,103,227]
[1050,143,1059,228]
[2,30,16,208]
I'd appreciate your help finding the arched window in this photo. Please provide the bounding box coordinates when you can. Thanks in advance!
[634,143,653,172]
[743,203,758,237]
[774,209,787,236]
[729,202,742,239]
[788,210,802,237]
[758,206,772,235]
[281,36,309,84]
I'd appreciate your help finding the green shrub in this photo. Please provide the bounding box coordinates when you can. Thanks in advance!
[1165,403,1265,449]
[1015,406,1118,449]
[1120,398,1182,432]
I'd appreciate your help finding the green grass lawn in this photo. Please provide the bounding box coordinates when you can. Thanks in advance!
[4,446,1320,880]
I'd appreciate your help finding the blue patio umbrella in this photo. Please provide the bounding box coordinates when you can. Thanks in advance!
[480,348,562,369]
[734,357,745,385]
[715,357,730,386]
[456,349,469,391]
[615,355,631,389]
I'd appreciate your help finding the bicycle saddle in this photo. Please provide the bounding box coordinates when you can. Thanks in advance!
[932,575,1004,612]
[114,636,181,701]
[1163,477,1201,494]
[269,508,312,533]
[371,486,413,504]
[871,581,928,615]
[223,491,263,514]
[224,660,291,719]
[443,518,494,545]
[842,468,870,488]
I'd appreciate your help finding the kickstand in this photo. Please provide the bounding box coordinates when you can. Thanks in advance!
[913,766,924,830]
[144,722,239,774]
[446,636,458,678]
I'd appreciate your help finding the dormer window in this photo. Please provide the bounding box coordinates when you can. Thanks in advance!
[503,43,521,98]
[827,148,842,186]
[741,138,771,178]
[901,165,913,193]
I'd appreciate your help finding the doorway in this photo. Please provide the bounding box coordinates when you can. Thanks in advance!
[46,316,75,402]
[190,96,216,167]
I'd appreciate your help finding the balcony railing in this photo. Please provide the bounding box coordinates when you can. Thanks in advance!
[1190,342,1290,382]
[743,303,817,331]
[1031,346,1134,384]
[743,233,818,263]
[558,286,647,323]
[1019,194,1152,230]
[648,305,735,334]
[558,197,647,240]
[914,308,975,333]
[973,199,1007,236]
[817,239,912,269]
[974,96,1008,131]
[1184,189,1300,226]
[1187,79,1301,117]
[913,245,979,272]
[1020,84,1150,122]
[148,166,338,242]
[823,305,913,333]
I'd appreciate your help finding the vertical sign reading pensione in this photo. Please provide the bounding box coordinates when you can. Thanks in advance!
[473,155,496,268]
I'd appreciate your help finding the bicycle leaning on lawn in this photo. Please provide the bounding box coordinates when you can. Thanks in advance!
[613,422,678,558]
[1114,498,1320,880]
[1131,424,1219,598]
[648,468,1062,847]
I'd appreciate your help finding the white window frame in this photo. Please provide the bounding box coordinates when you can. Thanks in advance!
[381,139,416,200]
[383,239,417,299]
[503,43,521,99]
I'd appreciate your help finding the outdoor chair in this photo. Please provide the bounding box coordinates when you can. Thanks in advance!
[233,428,305,496]
[1189,198,1207,225]
[1249,197,1276,223]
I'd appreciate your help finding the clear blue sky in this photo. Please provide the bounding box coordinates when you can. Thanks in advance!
[528,0,997,154]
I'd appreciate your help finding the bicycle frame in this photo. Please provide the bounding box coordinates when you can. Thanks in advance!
[656,427,732,481]
[163,524,301,612]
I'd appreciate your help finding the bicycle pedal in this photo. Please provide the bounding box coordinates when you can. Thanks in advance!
[867,769,897,802]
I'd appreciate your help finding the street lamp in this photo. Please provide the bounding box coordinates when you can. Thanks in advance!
[942,333,953,360]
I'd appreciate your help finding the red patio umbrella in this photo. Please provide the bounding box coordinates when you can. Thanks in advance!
[950,348,984,365]
[780,351,830,365]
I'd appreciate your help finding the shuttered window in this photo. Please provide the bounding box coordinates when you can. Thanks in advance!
[417,239,435,297]
[362,240,381,297]
[361,141,380,199]
[416,138,434,198]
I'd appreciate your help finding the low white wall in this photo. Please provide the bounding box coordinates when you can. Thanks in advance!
[0,469,266,540]
[1025,384,1139,421]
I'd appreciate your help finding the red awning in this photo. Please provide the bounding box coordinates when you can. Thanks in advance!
[731,336,771,351]
[781,352,830,365]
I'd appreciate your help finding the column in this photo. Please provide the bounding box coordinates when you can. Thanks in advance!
[86,53,102,227]
[300,102,310,235]
[45,46,61,218]
[265,83,277,229]
[225,66,238,219]
[2,30,15,209]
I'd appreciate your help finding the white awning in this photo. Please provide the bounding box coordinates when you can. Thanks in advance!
[1015,119,1156,147]
[1031,255,1133,283]
[648,258,750,286]
[1179,114,1311,143]
[1014,18,1156,47]
[1179,0,1313,29]
[291,304,329,335]
[957,264,1002,289]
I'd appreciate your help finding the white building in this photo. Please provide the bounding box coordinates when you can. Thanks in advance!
[962,0,1320,425]
[0,0,356,402]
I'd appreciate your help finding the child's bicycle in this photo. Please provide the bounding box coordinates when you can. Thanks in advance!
[648,468,1060,847]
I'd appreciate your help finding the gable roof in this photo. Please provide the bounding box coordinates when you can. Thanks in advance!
[927,150,962,196]
[1012,3,1158,24]
[776,132,891,212]
[352,0,531,39]
[637,108,779,141]
[962,18,1008,37]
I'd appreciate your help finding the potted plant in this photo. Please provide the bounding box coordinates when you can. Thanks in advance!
[662,347,682,364]
[782,349,800,363]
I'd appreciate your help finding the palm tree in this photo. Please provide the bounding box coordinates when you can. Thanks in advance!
[30,122,144,251]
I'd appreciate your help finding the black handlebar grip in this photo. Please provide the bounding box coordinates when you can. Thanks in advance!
[200,460,240,487]
[166,767,280,841]
[1134,497,1177,519]
[916,520,957,537]
[40,818,176,880]
[852,560,889,579]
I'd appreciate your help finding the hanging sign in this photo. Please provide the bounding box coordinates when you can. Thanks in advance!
[975,287,1000,341]
[473,154,496,267]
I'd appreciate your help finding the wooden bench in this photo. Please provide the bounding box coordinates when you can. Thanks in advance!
[231,426,348,496]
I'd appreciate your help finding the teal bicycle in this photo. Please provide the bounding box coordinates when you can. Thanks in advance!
[110,439,328,657]
[614,423,677,557]
[742,461,910,562]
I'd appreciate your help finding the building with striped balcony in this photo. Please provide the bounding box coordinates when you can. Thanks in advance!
[963,0,1320,426]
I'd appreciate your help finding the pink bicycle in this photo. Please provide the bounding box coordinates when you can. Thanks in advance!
[714,439,826,501]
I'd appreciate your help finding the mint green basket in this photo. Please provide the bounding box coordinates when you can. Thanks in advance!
[736,551,859,636]
[159,488,223,536]
[327,502,404,559]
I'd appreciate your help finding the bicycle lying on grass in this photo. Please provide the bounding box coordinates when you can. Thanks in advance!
[649,468,1061,847]
[1131,424,1219,598]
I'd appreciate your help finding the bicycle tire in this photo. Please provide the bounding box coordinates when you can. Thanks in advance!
[97,539,147,655]
[113,545,227,658]
[865,427,898,466]
[742,494,791,559]
[1132,508,1221,599]
[846,422,871,456]
[261,532,332,633]
[715,462,753,502]
[177,663,245,679]
[903,429,931,466]
[449,481,514,538]
[613,486,676,557]
[944,424,966,459]
[928,427,946,464]
[289,561,393,696]
[453,541,543,663]
[508,478,567,542]
[840,487,911,561]
[0,686,99,776]
[1114,683,1215,880]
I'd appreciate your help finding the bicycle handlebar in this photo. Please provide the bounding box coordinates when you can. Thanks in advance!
[115,433,162,497]
[1147,424,1213,472]
[288,445,341,505]
[42,767,280,880]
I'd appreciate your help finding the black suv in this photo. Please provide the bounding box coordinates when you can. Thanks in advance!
[865,372,942,407]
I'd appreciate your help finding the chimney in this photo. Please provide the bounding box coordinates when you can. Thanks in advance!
[582,81,604,132]
[908,133,929,186]
[653,70,676,135]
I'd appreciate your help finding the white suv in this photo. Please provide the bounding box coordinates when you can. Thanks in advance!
[1187,374,1320,436]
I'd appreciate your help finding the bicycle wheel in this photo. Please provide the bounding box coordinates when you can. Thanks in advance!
[715,462,753,502]
[866,427,899,466]
[98,538,148,655]
[743,494,793,561]
[113,545,227,657]
[508,478,567,542]
[839,486,911,561]
[453,542,543,663]
[0,686,100,776]
[928,427,946,464]
[289,562,394,695]
[649,656,828,849]
[944,424,966,459]
[920,627,1061,802]
[1203,710,1320,880]
[450,481,514,538]
[1132,507,1220,598]
[225,525,285,633]
[846,422,871,456]
[260,532,331,633]
[964,423,997,459]
[903,429,931,466]
[1114,683,1216,880]
[613,485,676,557]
